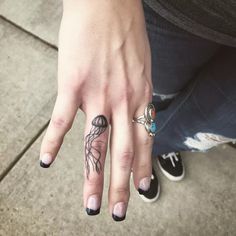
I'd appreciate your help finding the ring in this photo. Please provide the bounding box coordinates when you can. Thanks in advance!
[133,103,157,137]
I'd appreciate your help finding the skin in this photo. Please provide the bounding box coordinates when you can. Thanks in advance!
[40,0,153,220]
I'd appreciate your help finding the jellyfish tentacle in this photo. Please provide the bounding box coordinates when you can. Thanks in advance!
[85,115,108,179]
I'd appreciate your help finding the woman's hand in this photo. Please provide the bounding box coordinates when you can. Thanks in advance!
[40,0,153,221]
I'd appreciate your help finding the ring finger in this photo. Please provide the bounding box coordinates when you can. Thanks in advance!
[132,103,155,195]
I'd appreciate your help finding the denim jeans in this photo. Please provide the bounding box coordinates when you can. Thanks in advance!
[143,3,236,156]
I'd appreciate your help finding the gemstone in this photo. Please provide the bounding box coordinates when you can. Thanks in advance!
[151,109,156,119]
[147,108,156,122]
[150,122,157,133]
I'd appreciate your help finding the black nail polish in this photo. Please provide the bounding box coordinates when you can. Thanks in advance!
[138,188,149,195]
[86,208,100,216]
[40,160,51,168]
[112,213,126,222]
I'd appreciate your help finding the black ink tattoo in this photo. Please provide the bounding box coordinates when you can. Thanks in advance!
[85,115,108,179]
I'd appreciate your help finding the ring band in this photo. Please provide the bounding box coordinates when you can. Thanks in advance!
[133,103,157,137]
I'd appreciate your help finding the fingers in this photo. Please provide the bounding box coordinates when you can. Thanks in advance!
[109,108,134,221]
[83,113,109,216]
[132,106,153,195]
[40,93,79,167]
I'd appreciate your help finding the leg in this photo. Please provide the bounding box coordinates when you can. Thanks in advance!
[138,3,221,200]
[143,2,220,110]
[153,46,236,156]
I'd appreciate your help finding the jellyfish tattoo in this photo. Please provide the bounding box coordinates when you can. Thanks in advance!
[85,115,108,179]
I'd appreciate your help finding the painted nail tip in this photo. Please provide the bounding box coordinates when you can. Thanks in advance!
[112,213,126,222]
[86,208,100,216]
[138,188,149,195]
[39,161,51,168]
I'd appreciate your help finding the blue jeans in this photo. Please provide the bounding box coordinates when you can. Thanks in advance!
[143,3,236,156]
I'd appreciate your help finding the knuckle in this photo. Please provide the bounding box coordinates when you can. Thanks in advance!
[144,81,153,100]
[111,186,130,196]
[137,162,150,172]
[60,68,87,92]
[99,81,109,94]
[86,175,102,187]
[131,63,145,80]
[139,136,153,147]
[118,85,134,102]
[51,116,72,131]
[116,187,130,196]
[92,140,107,154]
[45,136,62,148]
[118,151,134,171]
[137,63,145,76]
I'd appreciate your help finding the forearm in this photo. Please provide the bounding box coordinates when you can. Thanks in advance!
[63,0,143,11]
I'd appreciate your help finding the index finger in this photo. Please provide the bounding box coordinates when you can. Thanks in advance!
[40,93,79,167]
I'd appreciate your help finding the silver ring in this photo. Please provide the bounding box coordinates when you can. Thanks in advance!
[132,103,157,136]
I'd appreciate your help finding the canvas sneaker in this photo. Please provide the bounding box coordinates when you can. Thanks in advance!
[138,168,160,203]
[157,152,185,181]
[228,141,236,148]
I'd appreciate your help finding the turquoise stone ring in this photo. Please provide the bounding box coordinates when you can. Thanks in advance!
[145,121,157,137]
[133,103,157,136]
[150,122,157,133]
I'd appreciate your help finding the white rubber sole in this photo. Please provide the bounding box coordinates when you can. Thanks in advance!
[138,182,160,203]
[157,159,185,182]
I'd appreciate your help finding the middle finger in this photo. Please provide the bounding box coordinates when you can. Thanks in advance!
[109,105,134,221]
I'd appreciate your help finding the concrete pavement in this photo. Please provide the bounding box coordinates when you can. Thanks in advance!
[0,1,236,235]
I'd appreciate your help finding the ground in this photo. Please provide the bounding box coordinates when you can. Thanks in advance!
[0,1,236,235]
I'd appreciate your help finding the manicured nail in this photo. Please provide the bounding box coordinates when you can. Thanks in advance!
[138,177,151,195]
[112,202,126,221]
[40,153,53,168]
[86,195,100,216]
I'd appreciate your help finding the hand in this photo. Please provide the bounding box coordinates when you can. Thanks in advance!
[40,0,153,221]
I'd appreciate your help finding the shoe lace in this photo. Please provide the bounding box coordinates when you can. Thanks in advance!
[162,152,179,167]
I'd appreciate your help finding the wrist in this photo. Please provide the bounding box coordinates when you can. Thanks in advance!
[63,0,143,16]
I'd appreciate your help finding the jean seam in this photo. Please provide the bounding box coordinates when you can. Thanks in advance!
[209,79,236,104]
[192,92,212,125]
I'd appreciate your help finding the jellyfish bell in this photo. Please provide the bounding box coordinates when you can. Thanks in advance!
[92,115,108,128]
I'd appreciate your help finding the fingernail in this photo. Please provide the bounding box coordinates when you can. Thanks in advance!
[86,195,100,216]
[40,153,53,168]
[138,177,151,195]
[112,202,126,221]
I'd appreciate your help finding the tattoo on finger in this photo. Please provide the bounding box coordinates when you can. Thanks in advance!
[85,115,108,179]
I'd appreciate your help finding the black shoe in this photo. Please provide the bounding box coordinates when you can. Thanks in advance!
[138,168,160,203]
[228,142,236,148]
[157,152,185,181]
